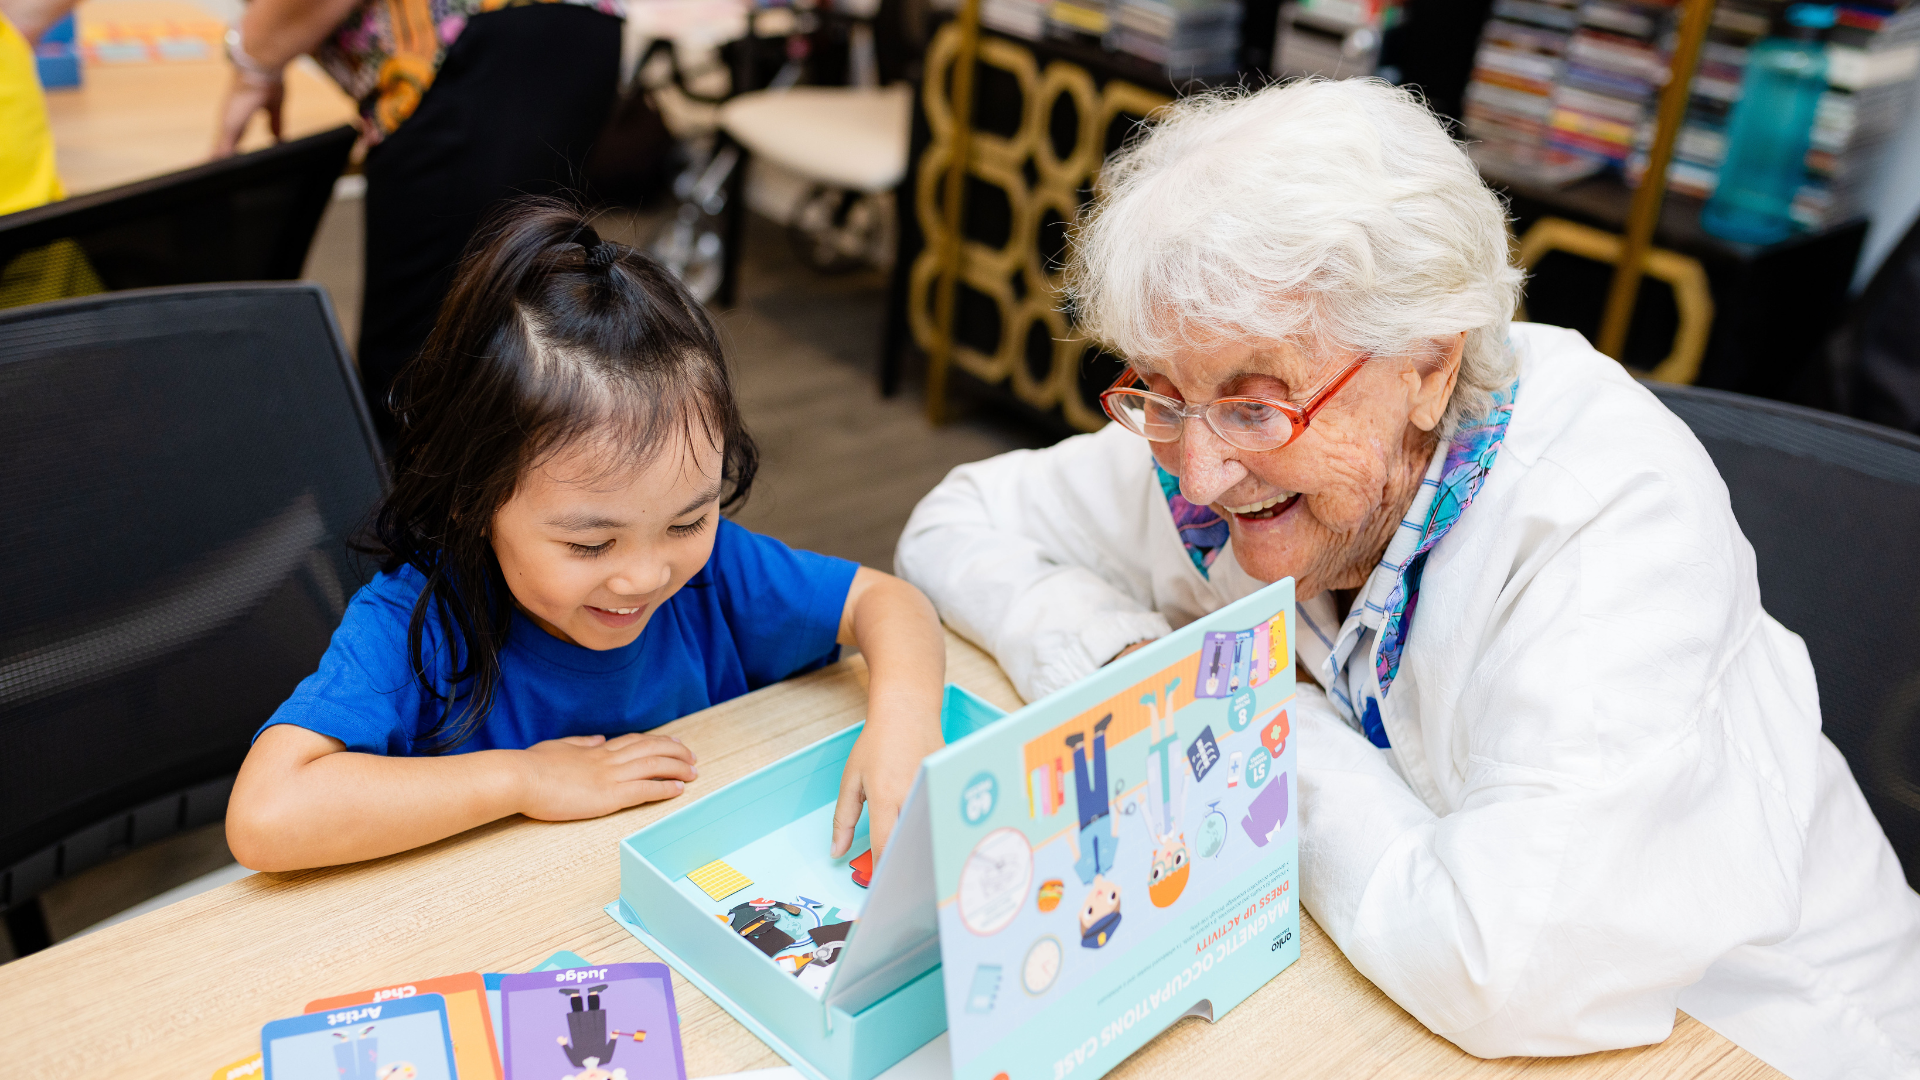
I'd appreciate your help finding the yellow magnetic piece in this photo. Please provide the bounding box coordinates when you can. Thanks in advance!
[688,858,753,901]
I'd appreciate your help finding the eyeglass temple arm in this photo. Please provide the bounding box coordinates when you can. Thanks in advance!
[1297,355,1370,419]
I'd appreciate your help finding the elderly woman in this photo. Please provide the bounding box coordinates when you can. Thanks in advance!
[895,80,1920,1077]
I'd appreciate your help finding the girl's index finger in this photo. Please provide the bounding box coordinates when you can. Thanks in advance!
[829,772,866,860]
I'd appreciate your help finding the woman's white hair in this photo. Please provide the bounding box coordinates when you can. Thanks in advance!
[1067,78,1523,434]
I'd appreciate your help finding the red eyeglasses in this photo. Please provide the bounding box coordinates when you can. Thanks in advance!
[1098,354,1371,453]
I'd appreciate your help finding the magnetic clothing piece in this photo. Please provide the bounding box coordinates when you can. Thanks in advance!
[688,859,753,901]
[261,519,856,754]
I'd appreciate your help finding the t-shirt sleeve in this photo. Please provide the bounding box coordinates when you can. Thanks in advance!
[707,519,860,689]
[257,572,435,755]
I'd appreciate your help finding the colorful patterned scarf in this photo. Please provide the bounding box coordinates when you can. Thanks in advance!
[1157,381,1518,748]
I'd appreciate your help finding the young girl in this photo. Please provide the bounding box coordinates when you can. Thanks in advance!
[227,201,947,871]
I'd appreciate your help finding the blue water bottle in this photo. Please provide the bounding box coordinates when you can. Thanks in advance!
[1701,3,1836,244]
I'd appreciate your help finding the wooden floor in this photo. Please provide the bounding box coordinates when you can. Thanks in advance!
[2,200,1052,961]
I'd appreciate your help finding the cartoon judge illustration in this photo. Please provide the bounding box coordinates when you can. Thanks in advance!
[558,984,618,1069]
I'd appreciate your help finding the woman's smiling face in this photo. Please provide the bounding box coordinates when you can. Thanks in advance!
[1136,332,1462,599]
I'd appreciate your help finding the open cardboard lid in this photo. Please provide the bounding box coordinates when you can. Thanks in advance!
[824,771,941,1017]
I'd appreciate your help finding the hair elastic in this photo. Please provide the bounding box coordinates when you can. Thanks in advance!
[584,239,623,273]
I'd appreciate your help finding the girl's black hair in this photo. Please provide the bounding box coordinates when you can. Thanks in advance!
[368,197,758,753]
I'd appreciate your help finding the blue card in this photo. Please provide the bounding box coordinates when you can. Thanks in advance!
[262,993,456,1080]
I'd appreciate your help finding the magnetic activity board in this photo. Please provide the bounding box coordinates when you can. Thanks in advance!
[609,577,1300,1080]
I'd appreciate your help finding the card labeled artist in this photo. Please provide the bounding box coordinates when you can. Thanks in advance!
[262,993,457,1080]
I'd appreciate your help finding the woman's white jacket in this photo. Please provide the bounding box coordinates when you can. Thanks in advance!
[895,323,1920,1079]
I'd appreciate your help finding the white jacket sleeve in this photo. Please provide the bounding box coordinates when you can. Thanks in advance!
[895,424,1175,701]
[1296,454,1819,1057]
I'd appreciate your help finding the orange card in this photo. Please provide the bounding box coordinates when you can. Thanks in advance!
[306,971,501,1080]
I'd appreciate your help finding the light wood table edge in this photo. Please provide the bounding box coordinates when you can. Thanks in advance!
[0,632,1780,1079]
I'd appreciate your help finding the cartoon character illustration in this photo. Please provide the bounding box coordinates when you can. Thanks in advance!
[1228,631,1251,693]
[1204,636,1226,696]
[1079,874,1122,948]
[1140,679,1192,908]
[330,1024,378,1080]
[1148,839,1190,908]
[1067,714,1117,885]
[558,984,618,1068]
[561,1059,628,1080]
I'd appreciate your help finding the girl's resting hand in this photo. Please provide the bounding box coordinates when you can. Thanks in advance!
[515,731,697,821]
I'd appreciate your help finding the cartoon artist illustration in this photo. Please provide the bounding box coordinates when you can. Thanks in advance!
[1067,714,1117,885]
[1140,680,1192,908]
[558,984,619,1069]
[331,1024,380,1080]
[1079,874,1122,948]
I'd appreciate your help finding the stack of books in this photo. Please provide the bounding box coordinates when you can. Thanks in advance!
[1625,0,1920,231]
[1792,1,1920,227]
[1110,0,1244,75]
[1547,0,1677,164]
[982,0,1052,39]
[1048,0,1114,43]
[1462,0,1605,183]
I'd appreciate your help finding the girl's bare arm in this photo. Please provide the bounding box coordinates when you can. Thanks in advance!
[227,723,696,870]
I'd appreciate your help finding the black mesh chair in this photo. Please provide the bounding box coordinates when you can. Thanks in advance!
[0,283,385,955]
[1647,382,1920,889]
[0,126,355,309]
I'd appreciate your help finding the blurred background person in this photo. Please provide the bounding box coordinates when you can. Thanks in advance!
[1,0,101,305]
[214,0,625,444]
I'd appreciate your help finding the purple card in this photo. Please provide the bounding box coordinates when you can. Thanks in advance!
[499,963,686,1080]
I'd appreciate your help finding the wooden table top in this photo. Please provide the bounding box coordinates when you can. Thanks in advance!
[45,0,359,197]
[0,632,1781,1079]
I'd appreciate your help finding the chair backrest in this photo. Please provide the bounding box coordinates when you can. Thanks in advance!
[1647,382,1920,888]
[0,127,355,308]
[0,284,385,916]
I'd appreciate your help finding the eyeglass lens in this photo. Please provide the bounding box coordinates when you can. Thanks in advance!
[1113,391,1293,450]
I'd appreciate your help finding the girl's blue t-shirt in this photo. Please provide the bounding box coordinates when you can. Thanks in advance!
[262,519,859,754]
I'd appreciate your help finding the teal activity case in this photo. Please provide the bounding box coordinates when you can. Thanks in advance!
[610,579,1301,1080]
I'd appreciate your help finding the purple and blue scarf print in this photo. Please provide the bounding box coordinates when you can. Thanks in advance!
[1157,381,1518,748]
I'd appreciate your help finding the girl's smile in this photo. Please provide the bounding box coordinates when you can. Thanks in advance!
[491,430,725,650]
